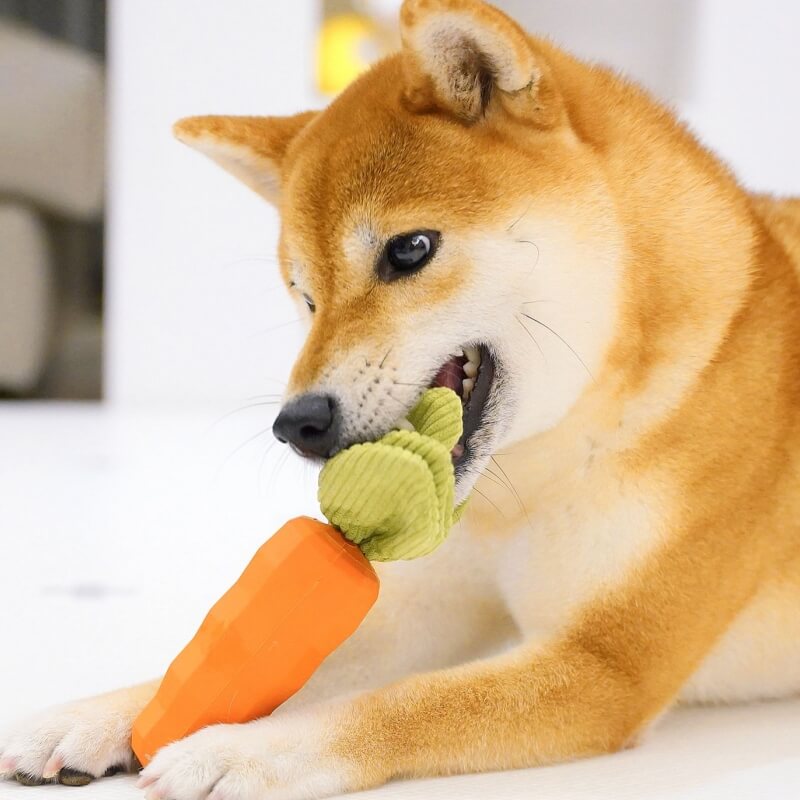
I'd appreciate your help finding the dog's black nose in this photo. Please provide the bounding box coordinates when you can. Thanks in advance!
[272,393,340,458]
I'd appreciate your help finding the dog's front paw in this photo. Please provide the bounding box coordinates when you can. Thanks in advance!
[0,688,146,786]
[137,717,354,800]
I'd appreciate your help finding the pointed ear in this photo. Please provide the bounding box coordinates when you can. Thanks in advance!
[400,0,561,126]
[173,112,318,204]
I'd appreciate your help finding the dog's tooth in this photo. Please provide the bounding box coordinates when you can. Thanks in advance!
[454,348,464,357]
[462,377,475,398]
[465,346,480,365]
[464,361,478,378]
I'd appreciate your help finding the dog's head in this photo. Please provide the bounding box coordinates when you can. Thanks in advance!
[175,0,624,502]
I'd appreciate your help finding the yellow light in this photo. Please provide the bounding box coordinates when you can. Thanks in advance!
[316,13,377,96]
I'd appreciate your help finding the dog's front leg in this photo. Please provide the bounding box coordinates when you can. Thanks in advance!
[136,637,655,800]
[138,527,757,800]
[283,531,514,707]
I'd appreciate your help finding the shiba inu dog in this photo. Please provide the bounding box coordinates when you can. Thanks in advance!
[2,0,799,797]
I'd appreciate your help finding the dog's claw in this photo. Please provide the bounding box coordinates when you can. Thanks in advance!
[42,754,64,780]
[59,768,94,786]
[0,757,17,778]
[14,771,49,786]
[136,772,158,789]
[8,765,114,786]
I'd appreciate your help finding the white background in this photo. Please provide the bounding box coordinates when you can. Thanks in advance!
[106,0,800,409]
[106,1,319,408]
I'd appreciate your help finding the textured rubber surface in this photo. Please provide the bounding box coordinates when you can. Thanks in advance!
[131,518,378,765]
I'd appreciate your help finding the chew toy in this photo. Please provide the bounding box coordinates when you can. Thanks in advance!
[131,388,464,766]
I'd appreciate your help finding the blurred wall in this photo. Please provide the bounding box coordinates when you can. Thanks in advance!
[502,0,800,195]
[500,0,698,104]
[106,1,318,407]
[107,0,800,408]
[679,0,800,195]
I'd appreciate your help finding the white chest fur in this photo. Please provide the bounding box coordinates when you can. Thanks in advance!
[472,454,667,640]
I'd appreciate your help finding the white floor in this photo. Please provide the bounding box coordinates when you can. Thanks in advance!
[1,402,798,799]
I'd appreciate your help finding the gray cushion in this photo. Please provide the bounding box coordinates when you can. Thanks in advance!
[0,203,51,389]
[0,22,104,219]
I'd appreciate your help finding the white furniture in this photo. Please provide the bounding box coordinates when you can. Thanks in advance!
[0,22,103,391]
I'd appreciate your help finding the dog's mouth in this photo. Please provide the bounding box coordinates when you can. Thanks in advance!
[428,344,496,475]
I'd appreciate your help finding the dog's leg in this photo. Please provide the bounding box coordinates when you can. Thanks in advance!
[137,527,760,800]
[0,528,509,789]
[0,679,159,785]
[282,530,514,707]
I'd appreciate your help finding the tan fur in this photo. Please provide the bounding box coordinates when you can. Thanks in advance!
[2,1,798,797]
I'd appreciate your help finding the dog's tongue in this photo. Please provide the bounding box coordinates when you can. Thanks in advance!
[432,355,467,397]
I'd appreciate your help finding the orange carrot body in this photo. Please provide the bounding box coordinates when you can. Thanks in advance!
[131,516,379,766]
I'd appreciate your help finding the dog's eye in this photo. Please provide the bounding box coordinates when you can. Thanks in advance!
[303,294,316,313]
[379,231,439,280]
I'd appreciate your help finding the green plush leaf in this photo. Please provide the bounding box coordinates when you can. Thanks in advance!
[318,388,464,561]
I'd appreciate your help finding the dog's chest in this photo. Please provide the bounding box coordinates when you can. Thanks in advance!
[489,466,666,639]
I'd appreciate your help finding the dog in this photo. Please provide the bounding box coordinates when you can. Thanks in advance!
[2,1,799,797]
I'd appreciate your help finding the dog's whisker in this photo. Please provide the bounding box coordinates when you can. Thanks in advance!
[476,468,510,494]
[249,319,302,338]
[268,447,293,492]
[519,313,595,383]
[258,437,281,491]
[481,464,513,493]
[219,426,275,476]
[505,199,534,232]
[515,316,547,368]
[379,347,394,369]
[209,401,282,431]
[467,483,506,518]
[263,446,289,498]
[514,238,541,276]
[490,455,533,527]
[482,464,533,531]
[384,392,410,409]
[243,393,284,401]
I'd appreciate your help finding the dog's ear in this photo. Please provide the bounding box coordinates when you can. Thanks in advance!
[173,112,318,205]
[400,0,561,126]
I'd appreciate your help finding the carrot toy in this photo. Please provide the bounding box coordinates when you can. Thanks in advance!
[131,388,464,766]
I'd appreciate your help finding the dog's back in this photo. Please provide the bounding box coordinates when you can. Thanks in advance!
[674,189,800,703]
[755,196,800,267]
